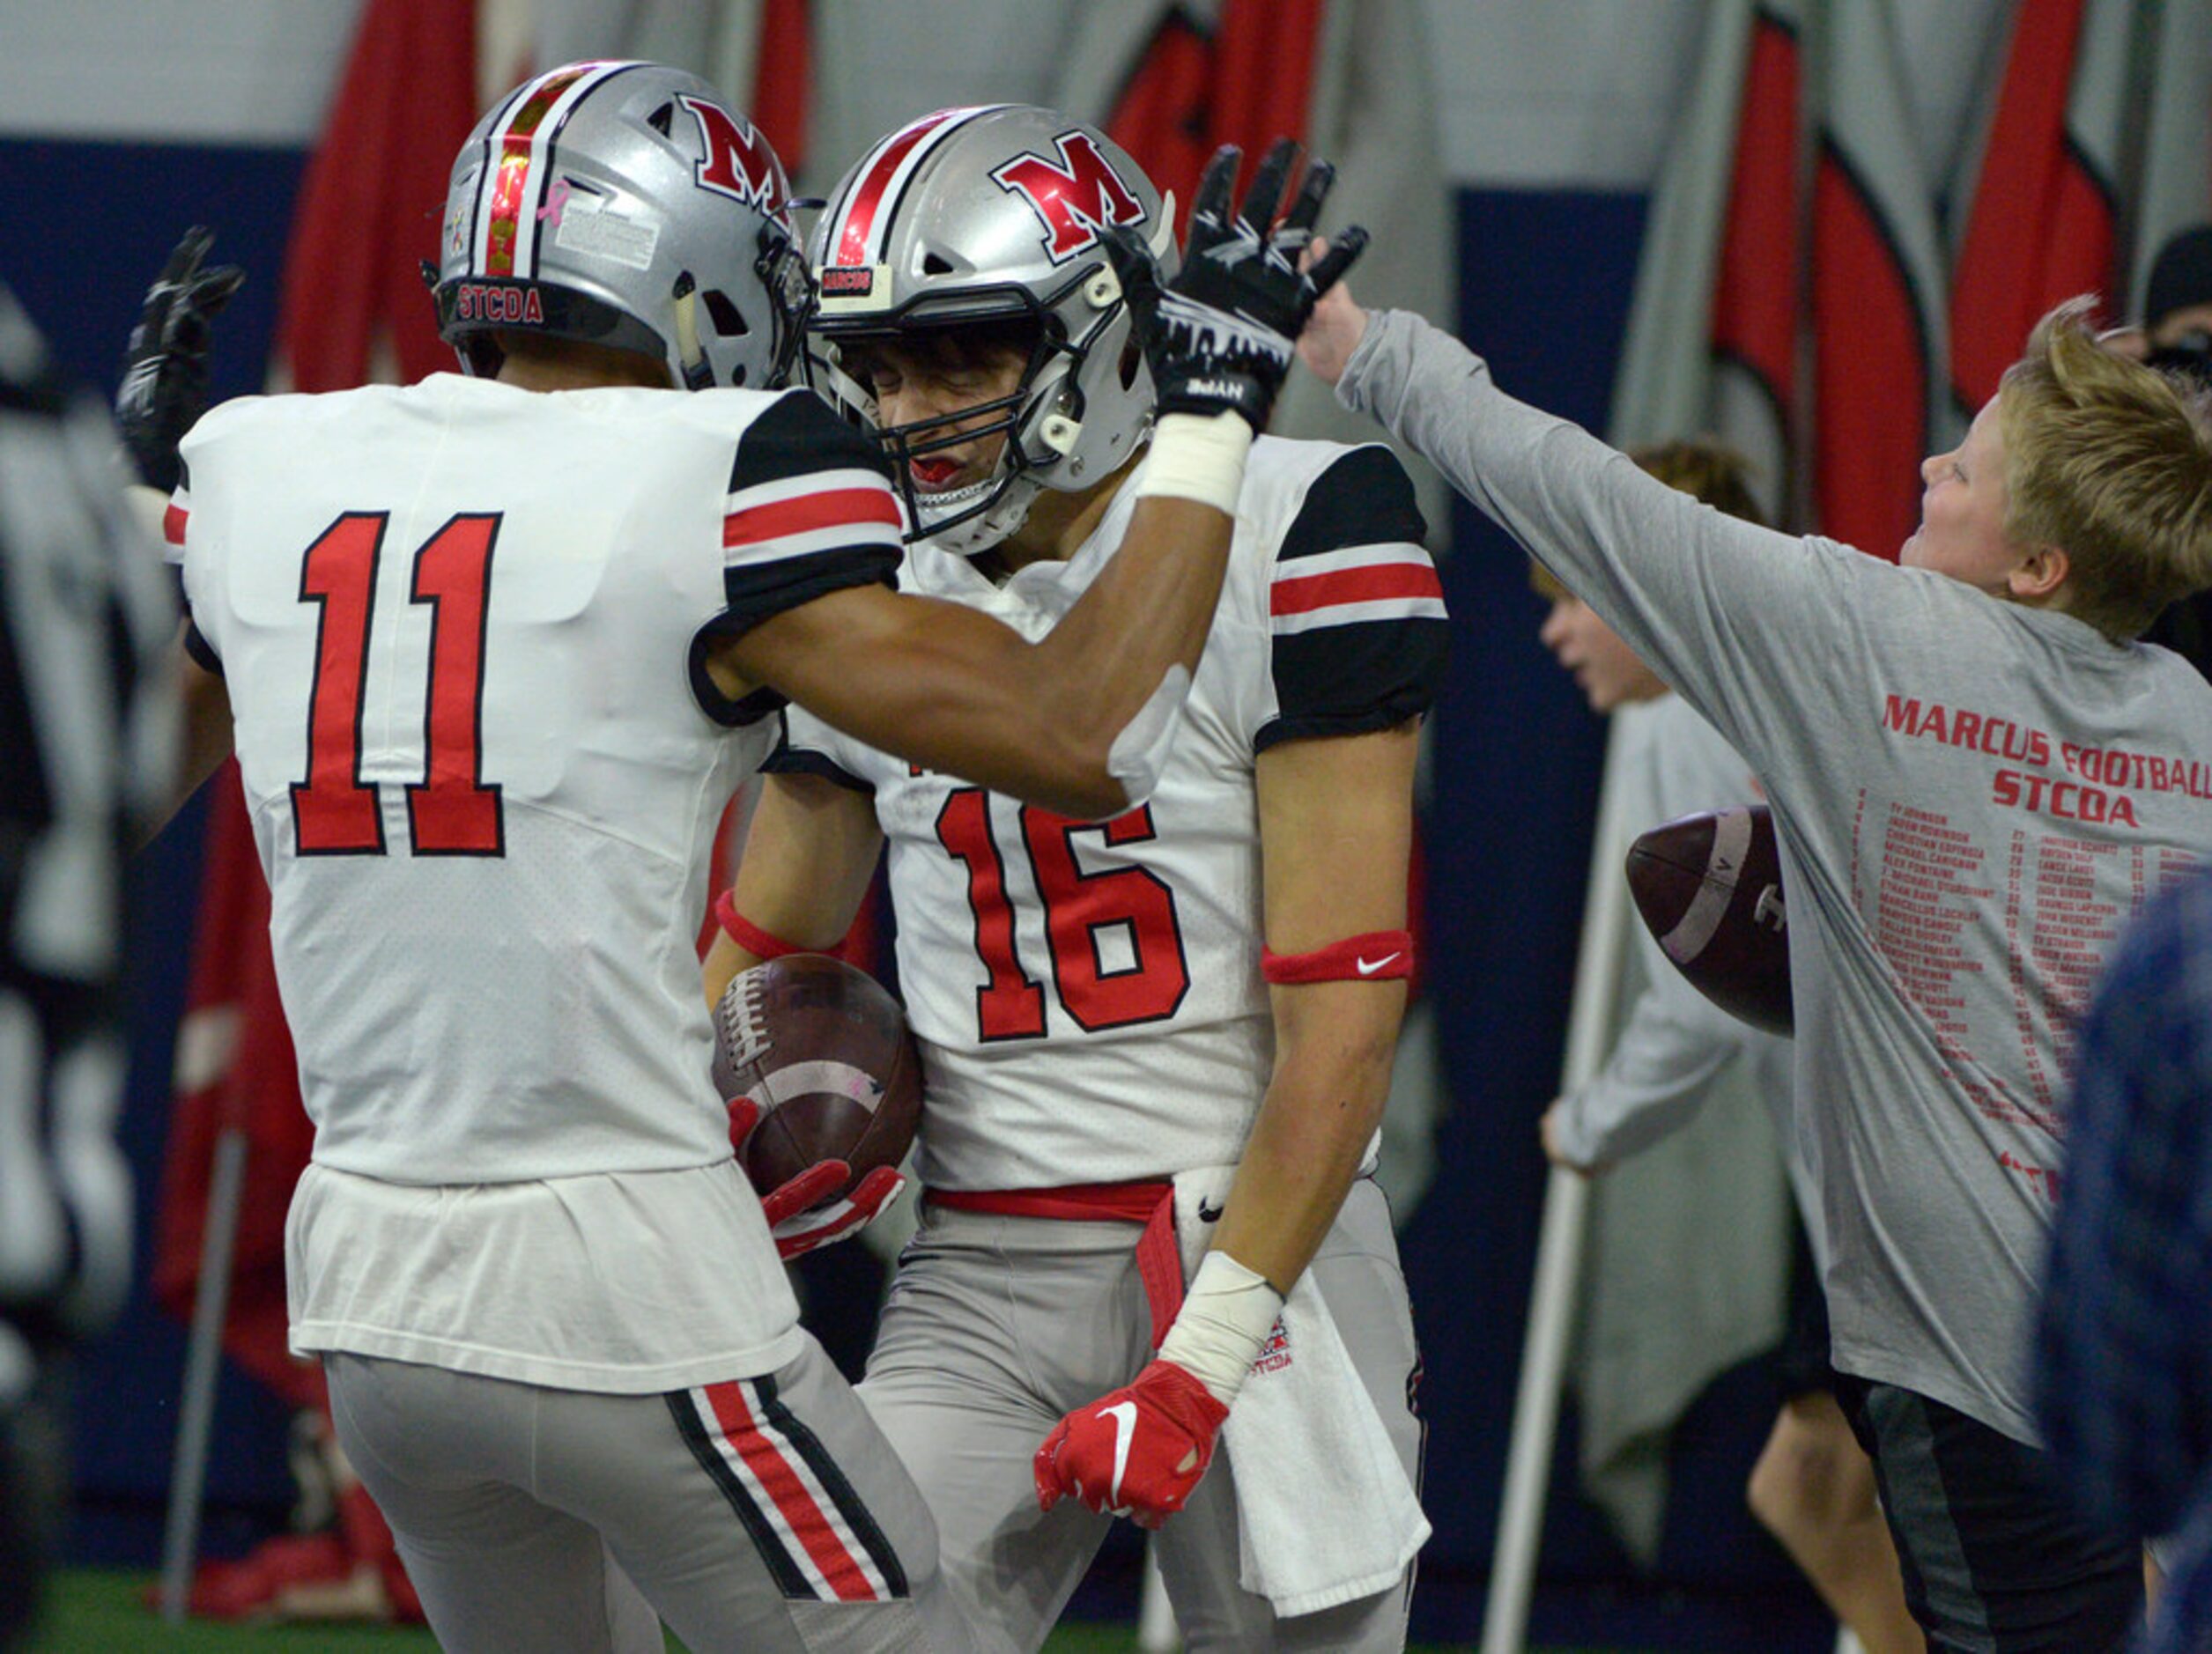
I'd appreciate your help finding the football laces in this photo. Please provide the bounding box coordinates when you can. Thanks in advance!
[716,966,775,1073]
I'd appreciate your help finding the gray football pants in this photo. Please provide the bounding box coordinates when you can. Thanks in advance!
[323,1332,970,1653]
[860,1178,1423,1652]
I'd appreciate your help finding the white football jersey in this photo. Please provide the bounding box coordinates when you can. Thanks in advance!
[171,376,902,1186]
[776,436,1447,1189]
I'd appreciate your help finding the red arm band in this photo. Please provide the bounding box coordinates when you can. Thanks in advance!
[1260,929,1415,984]
[713,890,810,961]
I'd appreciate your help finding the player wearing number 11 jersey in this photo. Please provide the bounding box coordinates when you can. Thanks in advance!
[706,107,1443,1651]
[137,63,1358,1654]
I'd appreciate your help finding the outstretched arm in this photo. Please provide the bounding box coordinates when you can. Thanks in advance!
[723,144,1368,821]
[116,229,245,839]
[720,488,1232,820]
[1312,296,1897,792]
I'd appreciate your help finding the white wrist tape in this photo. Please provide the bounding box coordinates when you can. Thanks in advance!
[1158,1251,1285,1408]
[1134,410,1253,516]
[1106,663,1190,807]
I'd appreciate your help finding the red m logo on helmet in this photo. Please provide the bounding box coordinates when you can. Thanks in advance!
[991,133,1144,264]
[681,95,787,215]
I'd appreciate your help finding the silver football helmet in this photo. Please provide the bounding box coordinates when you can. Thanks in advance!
[433,61,806,390]
[807,105,1178,552]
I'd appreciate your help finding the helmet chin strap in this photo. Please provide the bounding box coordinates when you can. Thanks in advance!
[930,356,1158,561]
[925,471,1044,558]
[671,272,712,389]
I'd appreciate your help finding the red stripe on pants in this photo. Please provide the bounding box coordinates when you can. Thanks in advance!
[702,1381,878,1601]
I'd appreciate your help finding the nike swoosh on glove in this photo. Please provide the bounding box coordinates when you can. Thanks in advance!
[1033,1359,1230,1530]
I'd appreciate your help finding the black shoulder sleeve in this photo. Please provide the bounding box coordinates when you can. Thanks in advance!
[711,390,903,638]
[1257,444,1448,752]
[727,386,893,493]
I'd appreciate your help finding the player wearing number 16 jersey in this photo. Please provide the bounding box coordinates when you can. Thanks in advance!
[135,63,1356,1654]
[706,107,1442,1651]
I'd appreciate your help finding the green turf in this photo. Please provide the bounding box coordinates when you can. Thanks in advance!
[26,1569,1542,1651]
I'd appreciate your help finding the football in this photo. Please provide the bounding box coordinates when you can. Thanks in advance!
[711,954,923,1200]
[1623,803,1794,1036]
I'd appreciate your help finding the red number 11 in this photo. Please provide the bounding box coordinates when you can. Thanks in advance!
[292,512,505,857]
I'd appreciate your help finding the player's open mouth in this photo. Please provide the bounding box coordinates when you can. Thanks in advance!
[910,456,965,491]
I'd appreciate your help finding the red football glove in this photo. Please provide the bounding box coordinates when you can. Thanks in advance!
[727,1093,767,1156]
[763,1163,905,1259]
[728,1096,906,1261]
[1033,1359,1230,1529]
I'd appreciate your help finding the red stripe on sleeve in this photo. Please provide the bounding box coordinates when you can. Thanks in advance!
[1269,562,1442,617]
[164,504,189,547]
[723,486,901,550]
[704,1382,880,1601]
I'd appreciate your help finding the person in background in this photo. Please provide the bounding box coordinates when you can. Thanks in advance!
[1538,439,1922,1654]
[2036,864,2212,1654]
[0,282,179,1650]
[1303,269,2212,1650]
[2103,225,2212,679]
[2098,225,2212,379]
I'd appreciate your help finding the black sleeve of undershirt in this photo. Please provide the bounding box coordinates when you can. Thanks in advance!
[1257,443,1449,752]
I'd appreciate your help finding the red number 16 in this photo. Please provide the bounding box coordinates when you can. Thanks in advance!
[935,788,1188,1040]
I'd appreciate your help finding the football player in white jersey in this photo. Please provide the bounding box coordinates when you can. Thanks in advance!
[704,107,1442,1652]
[125,64,1361,1654]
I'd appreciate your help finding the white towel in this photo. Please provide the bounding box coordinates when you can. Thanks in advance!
[1171,1167,1431,1619]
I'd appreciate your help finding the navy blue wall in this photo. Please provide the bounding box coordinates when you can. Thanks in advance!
[14,136,1831,1646]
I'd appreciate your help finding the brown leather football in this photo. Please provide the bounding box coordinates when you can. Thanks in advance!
[1624,803,1794,1036]
[712,955,922,1198]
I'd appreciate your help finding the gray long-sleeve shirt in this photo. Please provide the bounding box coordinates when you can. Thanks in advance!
[1343,307,2212,1443]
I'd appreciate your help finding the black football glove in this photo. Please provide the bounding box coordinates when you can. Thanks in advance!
[116,227,246,492]
[1102,140,1368,432]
